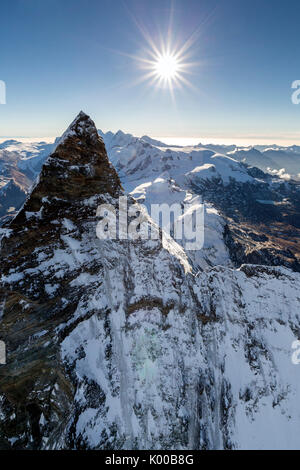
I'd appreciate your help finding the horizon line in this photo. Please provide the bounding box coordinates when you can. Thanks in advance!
[1,135,300,148]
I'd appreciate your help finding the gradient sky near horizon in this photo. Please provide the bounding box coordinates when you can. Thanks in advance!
[1,0,300,144]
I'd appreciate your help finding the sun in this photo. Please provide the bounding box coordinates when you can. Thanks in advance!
[154,54,179,80]
[116,13,201,95]
[133,40,198,94]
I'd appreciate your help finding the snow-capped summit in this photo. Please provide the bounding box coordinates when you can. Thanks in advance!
[140,135,168,147]
[56,111,101,148]
[107,129,137,149]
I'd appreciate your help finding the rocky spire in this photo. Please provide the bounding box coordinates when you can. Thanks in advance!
[0,113,125,448]
[0,111,123,276]
[58,111,99,143]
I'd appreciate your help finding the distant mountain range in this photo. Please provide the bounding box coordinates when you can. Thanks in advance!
[1,129,300,268]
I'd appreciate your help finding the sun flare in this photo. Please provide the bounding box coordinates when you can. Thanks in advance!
[154,54,179,80]
[133,39,199,95]
[119,14,201,96]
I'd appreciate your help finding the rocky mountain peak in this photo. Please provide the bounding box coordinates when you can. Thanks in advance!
[0,111,124,309]
[57,111,100,147]
[8,112,122,232]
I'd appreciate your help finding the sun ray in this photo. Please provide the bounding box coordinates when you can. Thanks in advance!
[118,3,206,97]
[130,28,201,95]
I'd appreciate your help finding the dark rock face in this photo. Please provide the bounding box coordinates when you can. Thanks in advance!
[190,176,300,271]
[224,223,300,273]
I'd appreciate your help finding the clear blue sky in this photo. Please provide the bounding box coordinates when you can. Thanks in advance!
[1,0,300,144]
